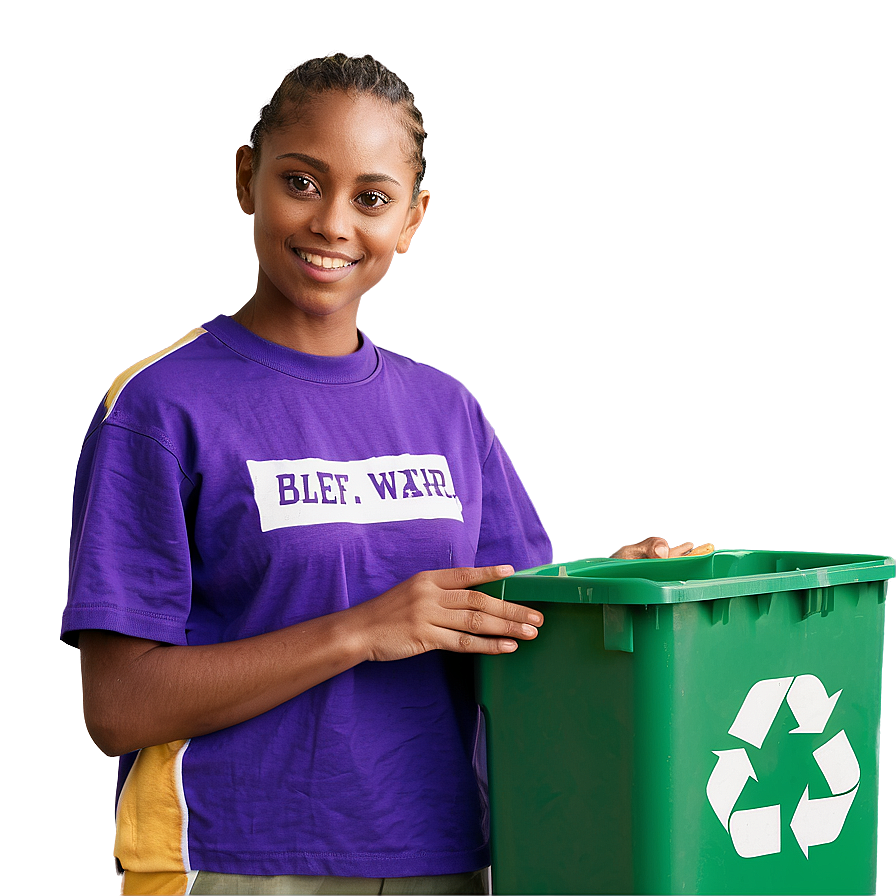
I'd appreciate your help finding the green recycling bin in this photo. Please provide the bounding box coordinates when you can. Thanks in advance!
[475,550,893,895]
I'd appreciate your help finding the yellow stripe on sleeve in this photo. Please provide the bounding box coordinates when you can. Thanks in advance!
[104,328,207,418]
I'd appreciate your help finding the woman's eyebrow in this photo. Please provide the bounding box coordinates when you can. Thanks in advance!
[275,152,401,187]
[276,152,329,172]
[356,172,402,187]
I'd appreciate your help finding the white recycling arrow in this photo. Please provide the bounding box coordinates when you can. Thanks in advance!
[707,750,781,857]
[787,675,842,735]
[789,730,861,857]
[790,785,858,858]
[706,749,757,828]
[728,677,793,748]
[730,804,781,858]
[812,730,860,795]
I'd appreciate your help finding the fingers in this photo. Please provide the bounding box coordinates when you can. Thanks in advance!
[612,537,699,559]
[444,593,543,645]
[451,632,523,655]
[612,536,672,559]
[363,565,542,660]
[459,587,543,626]
[428,566,543,655]
[428,564,515,590]
[448,596,542,655]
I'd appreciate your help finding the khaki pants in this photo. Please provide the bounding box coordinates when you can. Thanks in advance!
[121,868,489,895]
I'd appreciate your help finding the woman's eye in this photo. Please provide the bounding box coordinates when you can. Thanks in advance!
[355,191,391,209]
[287,175,319,195]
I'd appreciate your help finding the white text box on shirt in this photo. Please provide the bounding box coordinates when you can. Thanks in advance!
[246,454,465,531]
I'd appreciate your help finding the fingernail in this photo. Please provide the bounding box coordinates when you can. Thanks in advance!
[522,624,538,637]
[527,612,543,625]
[497,565,514,576]
[501,640,518,652]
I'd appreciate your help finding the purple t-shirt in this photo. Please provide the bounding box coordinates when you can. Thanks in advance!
[62,315,551,878]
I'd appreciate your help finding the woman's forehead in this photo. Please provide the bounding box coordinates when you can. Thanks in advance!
[263,91,415,176]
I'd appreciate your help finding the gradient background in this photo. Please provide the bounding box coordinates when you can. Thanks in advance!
[3,1,892,892]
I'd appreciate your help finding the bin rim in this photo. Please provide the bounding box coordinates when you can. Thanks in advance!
[494,549,895,605]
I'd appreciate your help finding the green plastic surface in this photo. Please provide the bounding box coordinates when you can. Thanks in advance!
[475,550,892,895]
[488,550,894,606]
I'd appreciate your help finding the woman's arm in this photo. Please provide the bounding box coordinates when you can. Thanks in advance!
[80,565,542,756]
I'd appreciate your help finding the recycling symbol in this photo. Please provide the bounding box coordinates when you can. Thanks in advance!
[706,675,860,859]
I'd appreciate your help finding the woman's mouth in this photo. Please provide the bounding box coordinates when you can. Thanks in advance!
[292,248,360,283]
[294,249,358,270]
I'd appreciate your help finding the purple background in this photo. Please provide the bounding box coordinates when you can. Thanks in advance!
[7,2,894,892]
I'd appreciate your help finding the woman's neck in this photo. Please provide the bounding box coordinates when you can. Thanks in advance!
[231,296,362,357]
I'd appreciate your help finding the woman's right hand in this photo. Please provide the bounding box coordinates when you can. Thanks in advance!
[351,565,543,663]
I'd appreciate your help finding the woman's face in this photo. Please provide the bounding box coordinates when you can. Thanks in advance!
[236,90,428,340]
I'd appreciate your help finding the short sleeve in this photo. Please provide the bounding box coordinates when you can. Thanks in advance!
[62,418,194,647]
[474,435,552,572]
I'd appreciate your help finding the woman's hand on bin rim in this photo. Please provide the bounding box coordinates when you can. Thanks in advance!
[611,536,695,560]
[350,565,544,663]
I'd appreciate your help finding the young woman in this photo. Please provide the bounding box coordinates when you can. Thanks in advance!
[63,55,692,896]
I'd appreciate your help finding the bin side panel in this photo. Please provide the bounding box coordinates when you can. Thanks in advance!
[477,601,635,895]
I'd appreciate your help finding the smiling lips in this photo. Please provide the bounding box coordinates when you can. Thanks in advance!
[295,249,358,270]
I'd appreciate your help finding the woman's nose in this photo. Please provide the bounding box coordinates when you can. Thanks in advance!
[309,198,352,243]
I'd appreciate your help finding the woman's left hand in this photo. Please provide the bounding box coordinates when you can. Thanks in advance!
[611,536,696,559]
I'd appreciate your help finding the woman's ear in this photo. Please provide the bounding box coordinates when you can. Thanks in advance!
[396,190,430,254]
[236,146,256,214]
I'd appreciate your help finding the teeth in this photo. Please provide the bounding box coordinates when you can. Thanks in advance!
[298,251,354,269]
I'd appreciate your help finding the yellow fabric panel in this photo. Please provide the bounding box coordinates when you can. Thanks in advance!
[104,327,207,417]
[121,870,191,895]
[115,740,190,874]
